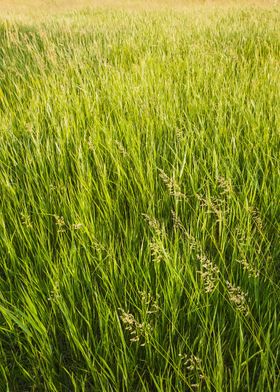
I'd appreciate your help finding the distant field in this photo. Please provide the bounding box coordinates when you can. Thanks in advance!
[0,1,279,391]
[0,0,279,16]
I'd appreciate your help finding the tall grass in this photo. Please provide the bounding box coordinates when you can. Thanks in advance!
[0,3,279,391]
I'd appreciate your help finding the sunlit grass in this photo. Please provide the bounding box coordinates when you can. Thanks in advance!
[0,2,279,391]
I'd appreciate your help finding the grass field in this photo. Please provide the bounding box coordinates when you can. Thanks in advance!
[0,1,279,391]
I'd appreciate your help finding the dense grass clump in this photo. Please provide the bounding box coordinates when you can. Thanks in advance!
[0,3,279,391]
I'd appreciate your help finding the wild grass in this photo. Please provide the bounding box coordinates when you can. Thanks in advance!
[0,1,279,391]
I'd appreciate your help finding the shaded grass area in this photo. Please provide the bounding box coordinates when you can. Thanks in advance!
[0,5,279,391]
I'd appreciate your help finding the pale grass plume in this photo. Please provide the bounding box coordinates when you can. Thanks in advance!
[54,215,66,233]
[179,353,202,371]
[149,238,166,263]
[88,136,95,151]
[249,206,263,233]
[115,140,128,156]
[50,183,64,193]
[226,281,249,316]
[118,308,151,346]
[140,290,160,314]
[26,122,34,134]
[91,237,106,253]
[142,213,163,237]
[171,210,202,252]
[179,353,206,388]
[21,212,32,228]
[119,291,159,346]
[237,258,260,278]
[175,127,184,142]
[71,223,83,230]
[48,281,61,302]
[159,169,186,199]
[235,228,246,246]
[196,193,226,223]
[171,210,185,232]
[54,216,83,233]
[217,176,234,195]
[197,254,220,293]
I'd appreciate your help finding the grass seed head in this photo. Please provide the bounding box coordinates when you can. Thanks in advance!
[21,212,32,228]
[150,239,165,263]
[197,254,220,293]
[54,215,66,233]
[237,258,260,278]
[217,176,234,195]
[226,281,249,315]
[115,140,128,156]
[118,308,151,346]
[159,169,186,199]
[249,206,263,233]
[142,214,162,237]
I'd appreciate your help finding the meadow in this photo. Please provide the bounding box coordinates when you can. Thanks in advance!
[0,1,279,391]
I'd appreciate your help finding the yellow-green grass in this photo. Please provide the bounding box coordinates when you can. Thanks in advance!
[0,0,278,17]
[0,1,279,391]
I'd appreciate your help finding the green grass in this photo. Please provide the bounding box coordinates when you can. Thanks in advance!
[0,4,279,391]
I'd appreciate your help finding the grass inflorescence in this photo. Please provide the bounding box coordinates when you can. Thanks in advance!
[0,1,279,391]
